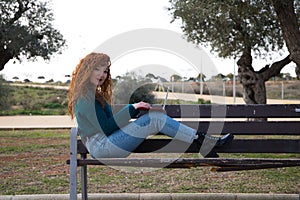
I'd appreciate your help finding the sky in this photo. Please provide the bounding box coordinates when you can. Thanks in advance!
[1,0,297,82]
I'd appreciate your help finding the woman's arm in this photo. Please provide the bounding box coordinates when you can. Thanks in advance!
[75,98,104,138]
[95,103,140,136]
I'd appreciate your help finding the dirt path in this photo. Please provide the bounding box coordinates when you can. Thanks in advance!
[153,92,300,104]
[0,115,74,129]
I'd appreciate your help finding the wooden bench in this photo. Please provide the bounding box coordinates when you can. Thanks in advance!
[66,104,300,200]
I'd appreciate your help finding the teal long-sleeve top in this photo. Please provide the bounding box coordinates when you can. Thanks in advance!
[75,96,139,138]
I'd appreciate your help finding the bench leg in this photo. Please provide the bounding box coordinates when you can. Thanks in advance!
[70,128,78,200]
[81,154,88,200]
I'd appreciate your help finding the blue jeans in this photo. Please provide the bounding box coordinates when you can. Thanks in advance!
[86,111,197,158]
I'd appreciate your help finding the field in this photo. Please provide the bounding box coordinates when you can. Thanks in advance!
[1,80,300,116]
[0,129,299,195]
[0,84,68,116]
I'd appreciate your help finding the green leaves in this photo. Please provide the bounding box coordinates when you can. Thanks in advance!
[0,0,66,70]
[168,0,286,58]
[113,73,155,104]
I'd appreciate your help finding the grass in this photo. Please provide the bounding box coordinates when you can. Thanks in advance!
[0,129,299,195]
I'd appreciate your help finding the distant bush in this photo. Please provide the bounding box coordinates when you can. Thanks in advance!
[42,102,64,109]
[129,84,155,104]
[1,84,69,116]
[113,73,155,104]
[197,98,211,104]
[19,92,42,110]
[0,75,13,110]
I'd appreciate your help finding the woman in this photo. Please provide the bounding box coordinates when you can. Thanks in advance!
[68,52,233,158]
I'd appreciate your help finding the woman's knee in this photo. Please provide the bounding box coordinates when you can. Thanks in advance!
[148,110,167,119]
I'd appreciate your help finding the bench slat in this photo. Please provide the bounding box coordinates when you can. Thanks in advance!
[114,104,300,118]
[135,139,300,153]
[166,104,300,118]
[77,139,300,154]
[182,121,300,135]
[66,158,300,171]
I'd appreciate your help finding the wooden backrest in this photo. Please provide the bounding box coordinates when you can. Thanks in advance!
[113,104,300,118]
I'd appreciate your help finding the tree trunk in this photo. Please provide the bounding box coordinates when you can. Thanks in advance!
[272,0,300,79]
[237,53,291,105]
[237,52,267,104]
[0,49,13,71]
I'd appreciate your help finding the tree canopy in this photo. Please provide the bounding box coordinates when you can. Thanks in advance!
[0,0,66,71]
[113,73,155,104]
[168,0,299,59]
[168,0,300,104]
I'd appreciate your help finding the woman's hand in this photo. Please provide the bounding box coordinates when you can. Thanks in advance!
[132,102,151,110]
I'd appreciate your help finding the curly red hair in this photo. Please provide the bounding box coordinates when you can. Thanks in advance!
[68,52,112,119]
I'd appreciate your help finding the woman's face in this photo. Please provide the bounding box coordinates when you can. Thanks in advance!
[90,66,109,86]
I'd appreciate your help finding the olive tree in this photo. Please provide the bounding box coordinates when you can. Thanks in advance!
[113,73,155,104]
[0,0,66,71]
[168,0,300,104]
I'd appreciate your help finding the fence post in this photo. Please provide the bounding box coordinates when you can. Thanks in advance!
[281,81,284,100]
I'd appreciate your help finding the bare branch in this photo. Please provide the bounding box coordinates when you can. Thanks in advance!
[8,0,30,25]
[261,55,291,81]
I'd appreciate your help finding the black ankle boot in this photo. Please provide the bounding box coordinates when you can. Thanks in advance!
[194,133,216,158]
[195,133,234,158]
[215,133,234,147]
[205,151,219,158]
[196,132,234,147]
